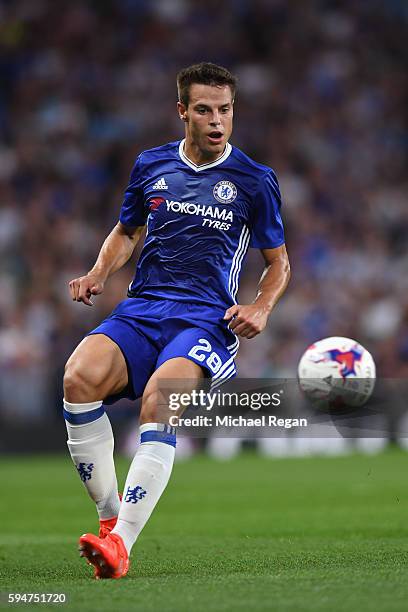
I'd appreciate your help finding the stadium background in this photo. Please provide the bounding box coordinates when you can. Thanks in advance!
[1,2,408,610]
[0,0,406,444]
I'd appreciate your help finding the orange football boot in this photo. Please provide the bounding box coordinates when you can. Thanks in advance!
[98,516,117,539]
[79,532,129,580]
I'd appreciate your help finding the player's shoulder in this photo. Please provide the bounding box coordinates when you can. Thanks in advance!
[137,140,180,166]
[229,145,280,198]
[230,144,276,179]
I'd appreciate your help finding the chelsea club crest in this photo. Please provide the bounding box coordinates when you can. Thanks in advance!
[213,181,237,204]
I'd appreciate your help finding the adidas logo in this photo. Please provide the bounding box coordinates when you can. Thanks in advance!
[152,177,168,190]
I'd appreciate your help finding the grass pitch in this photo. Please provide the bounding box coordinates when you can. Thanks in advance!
[0,449,407,611]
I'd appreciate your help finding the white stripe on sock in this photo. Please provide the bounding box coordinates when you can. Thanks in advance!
[63,399,103,414]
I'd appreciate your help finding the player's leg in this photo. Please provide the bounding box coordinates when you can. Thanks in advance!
[63,334,128,527]
[111,357,204,553]
[78,324,236,578]
[79,357,204,578]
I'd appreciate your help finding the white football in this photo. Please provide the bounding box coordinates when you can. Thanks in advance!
[298,336,376,409]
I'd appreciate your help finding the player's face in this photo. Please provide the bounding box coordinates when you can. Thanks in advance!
[178,84,234,162]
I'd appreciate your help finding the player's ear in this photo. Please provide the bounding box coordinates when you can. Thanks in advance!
[177,101,188,121]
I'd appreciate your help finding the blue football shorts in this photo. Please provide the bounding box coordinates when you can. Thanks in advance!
[88,297,239,404]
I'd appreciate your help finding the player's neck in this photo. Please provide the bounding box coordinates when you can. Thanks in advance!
[183,139,225,167]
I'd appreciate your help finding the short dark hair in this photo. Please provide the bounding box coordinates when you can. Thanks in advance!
[177,62,237,107]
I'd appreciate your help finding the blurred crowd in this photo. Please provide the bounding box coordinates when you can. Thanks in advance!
[0,0,407,422]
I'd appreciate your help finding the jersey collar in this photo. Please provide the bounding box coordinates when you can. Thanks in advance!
[178,139,232,172]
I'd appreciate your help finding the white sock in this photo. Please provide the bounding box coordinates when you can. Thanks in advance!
[111,423,176,554]
[64,399,120,520]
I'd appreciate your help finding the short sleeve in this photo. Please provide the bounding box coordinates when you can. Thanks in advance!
[119,155,147,227]
[249,171,285,249]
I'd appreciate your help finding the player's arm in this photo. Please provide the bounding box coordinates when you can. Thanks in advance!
[69,222,144,306]
[224,244,290,339]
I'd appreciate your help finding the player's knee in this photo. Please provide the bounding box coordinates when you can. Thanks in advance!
[63,356,106,403]
[140,387,169,424]
[63,361,89,402]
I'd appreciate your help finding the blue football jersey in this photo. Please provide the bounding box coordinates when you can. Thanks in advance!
[119,139,285,310]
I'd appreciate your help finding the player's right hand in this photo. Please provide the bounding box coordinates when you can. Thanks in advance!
[69,273,105,306]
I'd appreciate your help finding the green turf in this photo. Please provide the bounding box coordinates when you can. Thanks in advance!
[1,449,408,611]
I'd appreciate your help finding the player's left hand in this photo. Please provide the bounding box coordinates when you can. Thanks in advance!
[223,304,269,339]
